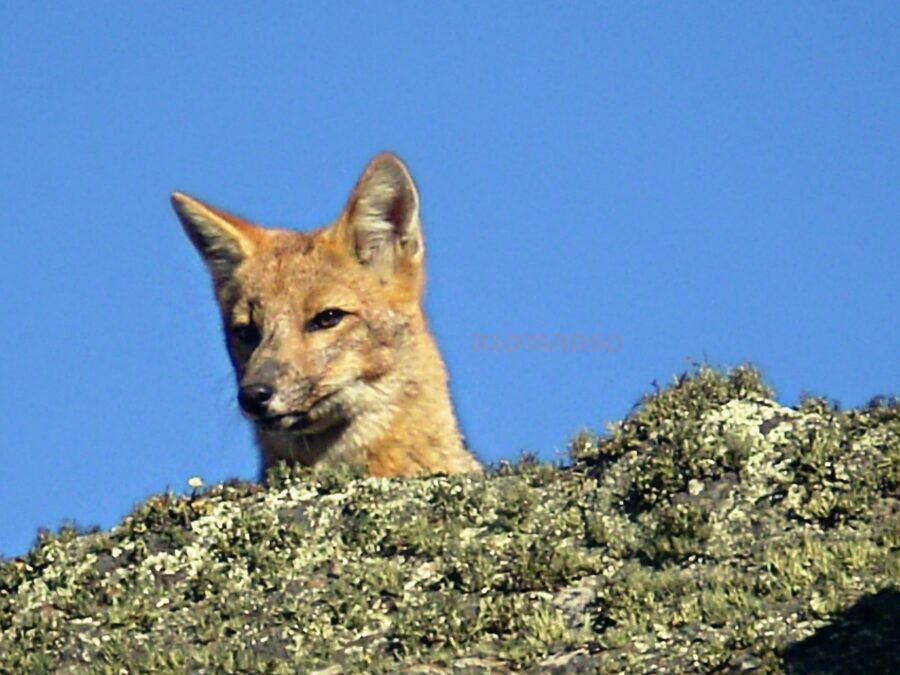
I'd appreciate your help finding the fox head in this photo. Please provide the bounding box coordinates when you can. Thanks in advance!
[172,153,429,442]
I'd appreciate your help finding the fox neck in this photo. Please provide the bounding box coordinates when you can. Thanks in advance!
[255,333,477,479]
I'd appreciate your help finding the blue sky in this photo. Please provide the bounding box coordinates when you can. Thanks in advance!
[1,3,897,557]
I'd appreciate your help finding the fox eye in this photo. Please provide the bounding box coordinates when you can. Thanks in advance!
[232,323,261,349]
[307,308,347,332]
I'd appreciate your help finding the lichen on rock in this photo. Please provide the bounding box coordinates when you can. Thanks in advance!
[1,366,897,673]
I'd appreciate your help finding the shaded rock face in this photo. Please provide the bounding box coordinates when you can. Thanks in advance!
[1,367,898,673]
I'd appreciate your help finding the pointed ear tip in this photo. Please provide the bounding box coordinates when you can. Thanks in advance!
[170,191,192,210]
[170,192,212,220]
[373,150,402,162]
[369,151,408,172]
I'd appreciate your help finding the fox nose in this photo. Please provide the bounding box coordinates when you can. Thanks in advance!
[238,383,274,417]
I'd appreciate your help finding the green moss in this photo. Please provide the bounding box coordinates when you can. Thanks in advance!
[1,366,897,673]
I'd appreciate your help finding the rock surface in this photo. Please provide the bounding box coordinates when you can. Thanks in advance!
[1,367,897,673]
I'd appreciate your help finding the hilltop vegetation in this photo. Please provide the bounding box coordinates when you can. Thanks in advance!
[1,367,897,673]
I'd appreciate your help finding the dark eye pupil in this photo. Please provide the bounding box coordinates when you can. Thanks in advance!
[310,308,346,331]
[234,324,260,347]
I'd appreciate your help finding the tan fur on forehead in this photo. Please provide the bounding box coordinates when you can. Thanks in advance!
[229,225,423,308]
[267,228,318,254]
[227,231,327,291]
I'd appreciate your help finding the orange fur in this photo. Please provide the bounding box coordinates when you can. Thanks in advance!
[173,153,481,480]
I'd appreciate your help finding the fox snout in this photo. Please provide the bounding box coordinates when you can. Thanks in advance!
[237,378,313,431]
[237,358,284,419]
[237,383,276,418]
[237,377,315,432]
[237,359,299,419]
[234,358,328,434]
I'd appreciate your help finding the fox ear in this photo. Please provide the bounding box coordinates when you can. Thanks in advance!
[171,192,261,286]
[338,153,423,276]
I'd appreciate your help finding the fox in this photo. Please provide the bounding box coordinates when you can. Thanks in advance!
[172,153,482,480]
